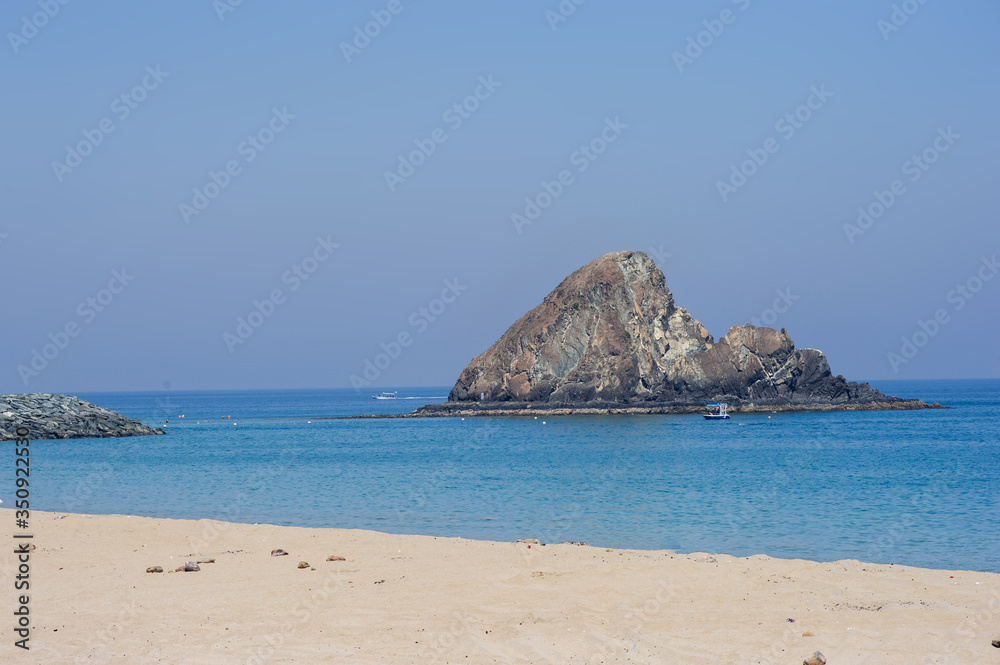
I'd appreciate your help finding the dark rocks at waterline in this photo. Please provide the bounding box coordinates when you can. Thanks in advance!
[0,393,164,441]
[411,397,941,418]
[446,250,938,411]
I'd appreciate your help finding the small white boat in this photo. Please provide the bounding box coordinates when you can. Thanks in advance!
[704,403,730,420]
[372,391,398,400]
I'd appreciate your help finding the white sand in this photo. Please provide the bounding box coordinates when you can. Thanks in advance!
[3,509,997,664]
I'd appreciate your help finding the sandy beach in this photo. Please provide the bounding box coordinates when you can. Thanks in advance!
[4,509,997,664]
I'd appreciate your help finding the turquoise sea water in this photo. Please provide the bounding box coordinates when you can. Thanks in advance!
[12,380,999,572]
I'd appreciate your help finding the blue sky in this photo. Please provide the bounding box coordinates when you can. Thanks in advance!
[2,0,998,393]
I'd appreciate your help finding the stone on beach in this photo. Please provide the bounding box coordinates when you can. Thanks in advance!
[196,558,215,564]
[271,549,288,557]
[176,562,200,572]
[146,566,163,573]
[297,561,309,569]
[803,651,826,665]
[326,555,346,561]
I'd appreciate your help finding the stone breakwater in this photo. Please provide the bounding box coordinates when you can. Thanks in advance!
[0,394,164,440]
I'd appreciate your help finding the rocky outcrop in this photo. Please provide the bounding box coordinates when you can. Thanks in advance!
[0,394,165,440]
[439,251,933,412]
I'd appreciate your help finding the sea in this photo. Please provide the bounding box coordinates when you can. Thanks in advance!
[16,379,999,572]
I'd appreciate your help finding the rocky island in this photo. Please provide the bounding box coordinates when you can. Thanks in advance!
[1,393,165,440]
[411,251,939,417]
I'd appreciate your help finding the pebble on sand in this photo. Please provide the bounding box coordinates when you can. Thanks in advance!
[297,561,310,569]
[176,562,200,572]
[146,566,164,573]
[196,558,215,564]
[803,652,826,665]
[327,555,346,561]
[271,549,289,557]
[992,638,1000,648]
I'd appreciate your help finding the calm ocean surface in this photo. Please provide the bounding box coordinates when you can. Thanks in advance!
[17,380,999,572]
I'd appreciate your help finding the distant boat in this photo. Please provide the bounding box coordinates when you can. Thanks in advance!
[372,391,398,400]
[704,403,730,420]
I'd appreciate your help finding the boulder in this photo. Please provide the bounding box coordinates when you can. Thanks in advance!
[443,251,926,410]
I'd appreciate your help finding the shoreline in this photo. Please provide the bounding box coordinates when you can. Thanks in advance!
[336,398,944,419]
[7,509,998,663]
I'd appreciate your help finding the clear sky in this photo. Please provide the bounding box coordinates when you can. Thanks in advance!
[2,0,998,393]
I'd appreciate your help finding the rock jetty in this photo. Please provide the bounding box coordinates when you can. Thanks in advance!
[0,393,165,440]
[416,250,939,416]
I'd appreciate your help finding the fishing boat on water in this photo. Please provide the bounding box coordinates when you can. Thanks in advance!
[704,403,730,420]
[372,391,398,400]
